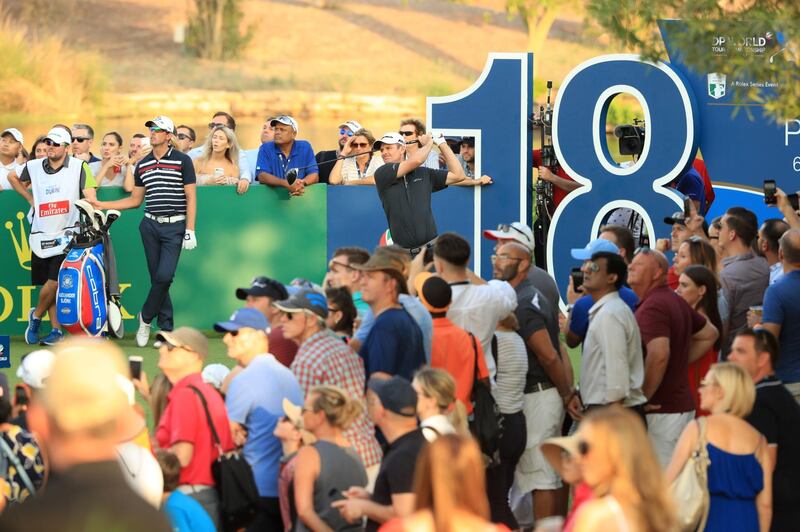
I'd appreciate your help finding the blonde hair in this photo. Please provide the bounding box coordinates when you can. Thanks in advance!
[413,367,468,435]
[197,125,240,169]
[582,406,676,532]
[413,435,489,532]
[706,362,755,418]
[308,385,363,430]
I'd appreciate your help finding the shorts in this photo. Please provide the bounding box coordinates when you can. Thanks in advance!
[31,252,67,286]
[646,411,694,467]
[513,387,564,492]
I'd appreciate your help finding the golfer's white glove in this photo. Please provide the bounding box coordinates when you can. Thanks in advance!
[183,229,197,250]
[430,131,446,147]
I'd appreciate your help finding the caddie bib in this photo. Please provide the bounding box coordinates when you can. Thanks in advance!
[29,157,82,258]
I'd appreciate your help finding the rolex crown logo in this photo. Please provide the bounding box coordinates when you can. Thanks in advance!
[5,211,31,271]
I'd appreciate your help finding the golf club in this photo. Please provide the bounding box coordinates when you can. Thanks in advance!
[285,146,380,185]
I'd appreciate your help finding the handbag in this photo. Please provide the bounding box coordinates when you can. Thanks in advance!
[468,333,502,462]
[670,417,711,532]
[189,385,260,532]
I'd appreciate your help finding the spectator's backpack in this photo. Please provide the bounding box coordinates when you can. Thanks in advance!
[57,242,108,336]
[469,333,502,463]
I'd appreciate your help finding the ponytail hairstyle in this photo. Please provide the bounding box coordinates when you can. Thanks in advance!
[413,367,468,435]
[308,385,363,431]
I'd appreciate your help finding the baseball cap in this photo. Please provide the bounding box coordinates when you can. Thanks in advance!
[540,434,582,477]
[339,120,363,133]
[202,364,231,389]
[236,276,289,301]
[43,339,130,433]
[460,136,475,147]
[270,115,299,133]
[664,211,687,226]
[1,128,23,144]
[155,327,209,359]
[483,222,534,252]
[214,307,269,332]
[373,132,405,150]
[571,238,620,261]
[273,289,329,319]
[45,126,72,146]
[16,349,56,389]
[144,115,176,134]
[352,252,409,295]
[414,272,452,313]
[367,375,417,417]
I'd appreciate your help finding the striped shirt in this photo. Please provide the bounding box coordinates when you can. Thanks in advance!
[134,147,196,216]
[493,330,528,414]
[290,330,382,468]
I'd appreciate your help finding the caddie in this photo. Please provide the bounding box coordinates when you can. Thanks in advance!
[94,115,197,347]
[10,126,98,346]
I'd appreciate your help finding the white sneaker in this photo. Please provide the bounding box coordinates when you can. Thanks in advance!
[135,312,152,347]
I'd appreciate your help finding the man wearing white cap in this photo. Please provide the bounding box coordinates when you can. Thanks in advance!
[373,130,467,254]
[0,127,24,190]
[10,126,98,346]
[93,116,197,347]
[255,115,318,196]
[315,119,363,183]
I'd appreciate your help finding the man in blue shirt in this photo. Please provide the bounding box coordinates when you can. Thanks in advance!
[762,228,800,401]
[256,115,318,196]
[354,253,425,380]
[215,307,304,530]
[670,167,707,215]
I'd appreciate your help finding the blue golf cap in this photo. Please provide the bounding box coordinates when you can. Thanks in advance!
[272,289,328,319]
[570,238,619,261]
[214,307,269,332]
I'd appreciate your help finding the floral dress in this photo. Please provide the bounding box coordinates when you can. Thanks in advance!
[1,425,46,504]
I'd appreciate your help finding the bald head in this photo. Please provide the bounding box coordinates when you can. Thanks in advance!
[780,228,800,265]
[627,248,668,298]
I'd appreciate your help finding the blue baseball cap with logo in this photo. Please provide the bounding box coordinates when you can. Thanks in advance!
[570,238,620,261]
[214,307,269,332]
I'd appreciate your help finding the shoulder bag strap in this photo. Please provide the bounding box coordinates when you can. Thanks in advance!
[469,333,479,383]
[188,385,224,453]
[0,435,35,496]
[696,417,711,532]
[490,334,499,365]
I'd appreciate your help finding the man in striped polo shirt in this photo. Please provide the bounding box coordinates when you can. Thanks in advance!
[94,116,197,347]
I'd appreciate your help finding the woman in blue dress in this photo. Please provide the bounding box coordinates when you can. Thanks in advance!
[666,362,772,531]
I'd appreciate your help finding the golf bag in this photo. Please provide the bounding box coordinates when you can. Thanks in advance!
[56,200,124,338]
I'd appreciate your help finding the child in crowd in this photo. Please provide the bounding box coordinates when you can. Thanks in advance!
[156,450,216,532]
[274,398,315,532]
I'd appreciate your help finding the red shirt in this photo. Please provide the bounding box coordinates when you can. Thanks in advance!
[430,317,490,414]
[156,373,234,486]
[635,284,707,413]
[533,149,576,207]
[269,326,298,368]
[667,265,679,290]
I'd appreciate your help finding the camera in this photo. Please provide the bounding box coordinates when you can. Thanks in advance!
[614,118,646,157]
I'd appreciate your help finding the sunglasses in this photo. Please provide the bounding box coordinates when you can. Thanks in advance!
[328,260,354,272]
[584,261,601,273]
[398,131,415,137]
[149,126,167,133]
[490,254,523,262]
[497,223,531,242]
[634,246,653,256]
[339,129,354,137]
[351,142,370,149]
[44,139,66,147]
[177,133,194,141]
[72,136,90,143]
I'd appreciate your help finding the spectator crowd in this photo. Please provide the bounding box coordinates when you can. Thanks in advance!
[0,111,799,532]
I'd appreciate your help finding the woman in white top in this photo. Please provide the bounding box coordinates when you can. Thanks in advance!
[572,406,676,532]
[95,132,127,188]
[193,125,248,194]
[412,367,467,442]
[328,128,382,185]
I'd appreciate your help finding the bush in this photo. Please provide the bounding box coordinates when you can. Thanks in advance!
[0,10,107,116]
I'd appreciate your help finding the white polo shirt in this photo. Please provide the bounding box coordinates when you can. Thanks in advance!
[0,160,23,190]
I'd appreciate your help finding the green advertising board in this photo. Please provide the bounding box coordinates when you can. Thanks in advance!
[0,186,327,335]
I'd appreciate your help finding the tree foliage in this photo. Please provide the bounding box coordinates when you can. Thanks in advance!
[507,0,578,53]
[186,0,253,60]
[585,0,800,122]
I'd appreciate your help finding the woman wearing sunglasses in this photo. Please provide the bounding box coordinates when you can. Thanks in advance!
[666,363,772,532]
[571,406,675,532]
[328,128,382,185]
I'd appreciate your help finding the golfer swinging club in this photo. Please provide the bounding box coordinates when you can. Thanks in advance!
[93,116,197,347]
[372,131,468,255]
